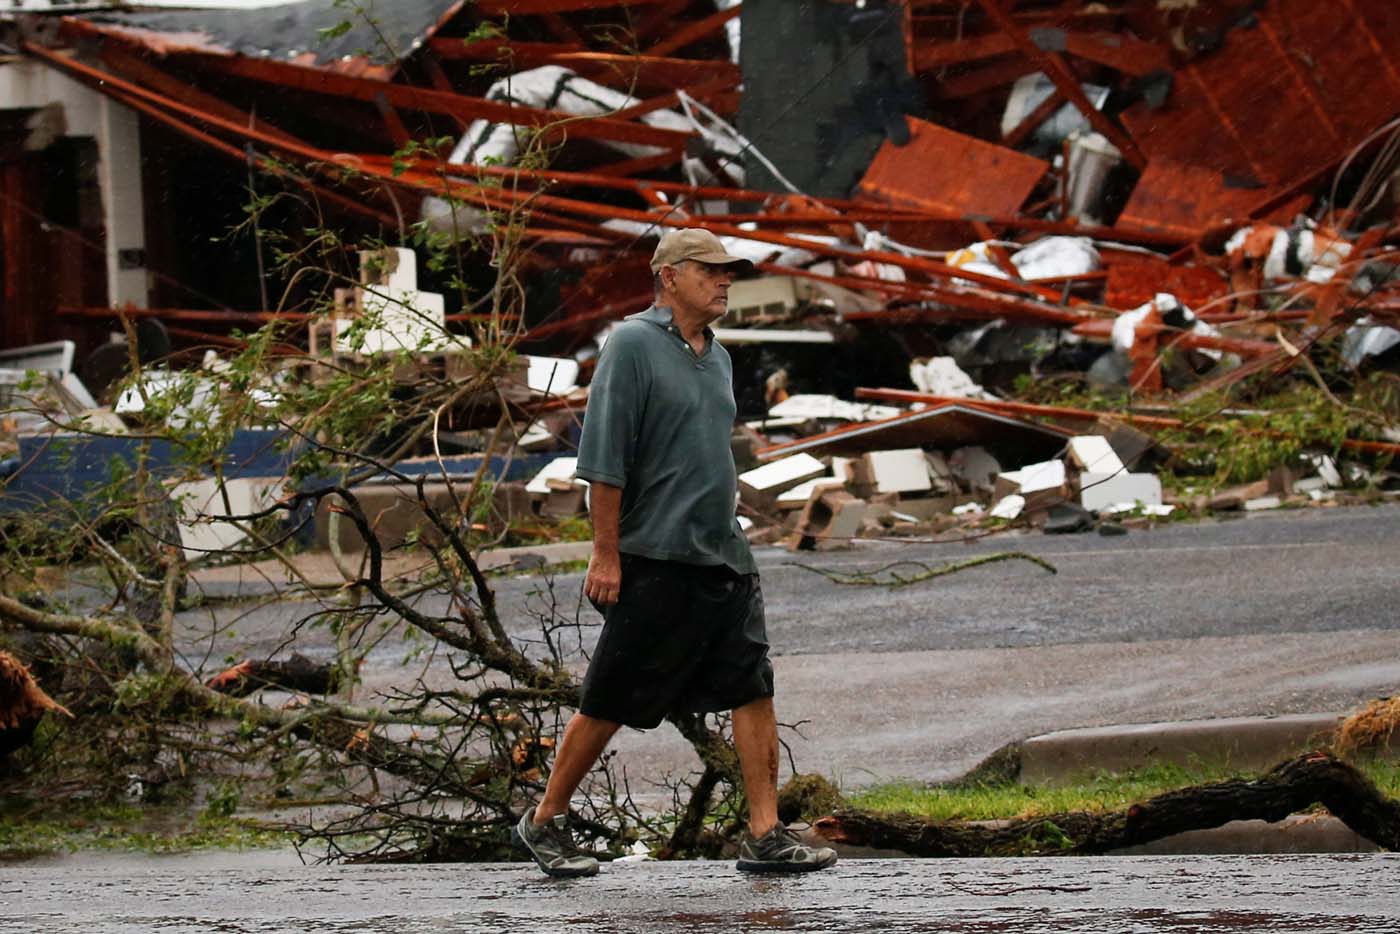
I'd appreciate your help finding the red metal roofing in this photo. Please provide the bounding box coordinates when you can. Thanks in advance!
[1119,0,1400,237]
[855,116,1048,218]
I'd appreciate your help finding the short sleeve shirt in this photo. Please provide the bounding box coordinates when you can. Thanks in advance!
[575,305,757,575]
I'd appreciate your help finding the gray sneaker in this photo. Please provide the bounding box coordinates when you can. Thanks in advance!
[735,824,838,873]
[512,806,599,878]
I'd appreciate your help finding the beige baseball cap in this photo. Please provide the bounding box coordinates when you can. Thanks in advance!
[649,228,754,274]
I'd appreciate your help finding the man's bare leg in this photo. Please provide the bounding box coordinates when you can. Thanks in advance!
[534,711,620,823]
[731,696,780,837]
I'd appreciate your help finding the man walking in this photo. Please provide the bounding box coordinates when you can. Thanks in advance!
[513,228,837,878]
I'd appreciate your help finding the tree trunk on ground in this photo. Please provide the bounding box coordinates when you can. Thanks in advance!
[815,753,1400,857]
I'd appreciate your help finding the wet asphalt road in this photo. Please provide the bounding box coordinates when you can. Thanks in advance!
[8,853,1400,932]
[185,503,1400,659]
[18,507,1400,932]
[749,504,1400,654]
[172,504,1400,784]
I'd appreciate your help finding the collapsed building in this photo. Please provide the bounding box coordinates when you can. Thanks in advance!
[1,0,1398,549]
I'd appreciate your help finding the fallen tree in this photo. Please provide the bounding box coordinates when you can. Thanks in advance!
[0,55,753,857]
[815,752,1400,857]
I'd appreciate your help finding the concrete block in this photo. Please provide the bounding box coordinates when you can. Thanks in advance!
[526,457,581,495]
[168,476,281,560]
[860,449,933,495]
[314,483,461,553]
[776,476,842,509]
[989,495,1025,519]
[360,246,418,291]
[489,481,536,532]
[342,285,448,355]
[740,453,827,508]
[542,486,587,518]
[996,459,1066,496]
[1303,452,1343,487]
[731,424,766,472]
[924,450,954,493]
[884,493,978,520]
[523,356,580,396]
[1080,471,1163,512]
[790,488,869,546]
[1068,435,1125,474]
[724,274,800,322]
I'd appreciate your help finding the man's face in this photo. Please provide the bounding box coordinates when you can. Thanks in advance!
[665,260,735,323]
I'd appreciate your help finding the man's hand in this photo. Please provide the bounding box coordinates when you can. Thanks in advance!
[584,482,624,606]
[585,549,622,606]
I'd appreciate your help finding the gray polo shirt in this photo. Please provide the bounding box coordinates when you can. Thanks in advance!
[576,305,757,575]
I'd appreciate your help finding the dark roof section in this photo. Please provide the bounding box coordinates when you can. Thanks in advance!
[755,403,1075,467]
[83,0,466,66]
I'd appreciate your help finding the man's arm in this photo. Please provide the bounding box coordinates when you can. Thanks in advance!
[584,482,623,605]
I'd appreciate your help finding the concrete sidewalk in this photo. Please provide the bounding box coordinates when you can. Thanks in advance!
[189,540,593,591]
[1017,712,1351,783]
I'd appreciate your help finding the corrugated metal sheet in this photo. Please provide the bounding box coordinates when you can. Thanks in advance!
[855,116,1048,217]
[1119,0,1400,236]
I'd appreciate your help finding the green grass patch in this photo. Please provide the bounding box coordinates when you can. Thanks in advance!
[847,758,1400,822]
[0,799,293,860]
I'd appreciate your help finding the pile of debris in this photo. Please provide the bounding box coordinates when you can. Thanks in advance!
[3,2,1399,555]
[515,354,1392,552]
[3,2,1397,363]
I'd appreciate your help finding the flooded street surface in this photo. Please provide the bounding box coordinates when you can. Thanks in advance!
[6,854,1399,933]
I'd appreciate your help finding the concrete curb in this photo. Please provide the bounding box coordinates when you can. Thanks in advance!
[823,712,1391,858]
[1012,712,1393,854]
[1018,713,1348,785]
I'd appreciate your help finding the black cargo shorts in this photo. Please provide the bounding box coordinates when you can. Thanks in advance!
[579,554,774,730]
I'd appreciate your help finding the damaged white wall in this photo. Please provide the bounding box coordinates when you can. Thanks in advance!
[0,58,150,310]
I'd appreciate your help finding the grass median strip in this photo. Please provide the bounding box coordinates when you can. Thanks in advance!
[847,759,1400,823]
[0,800,293,859]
